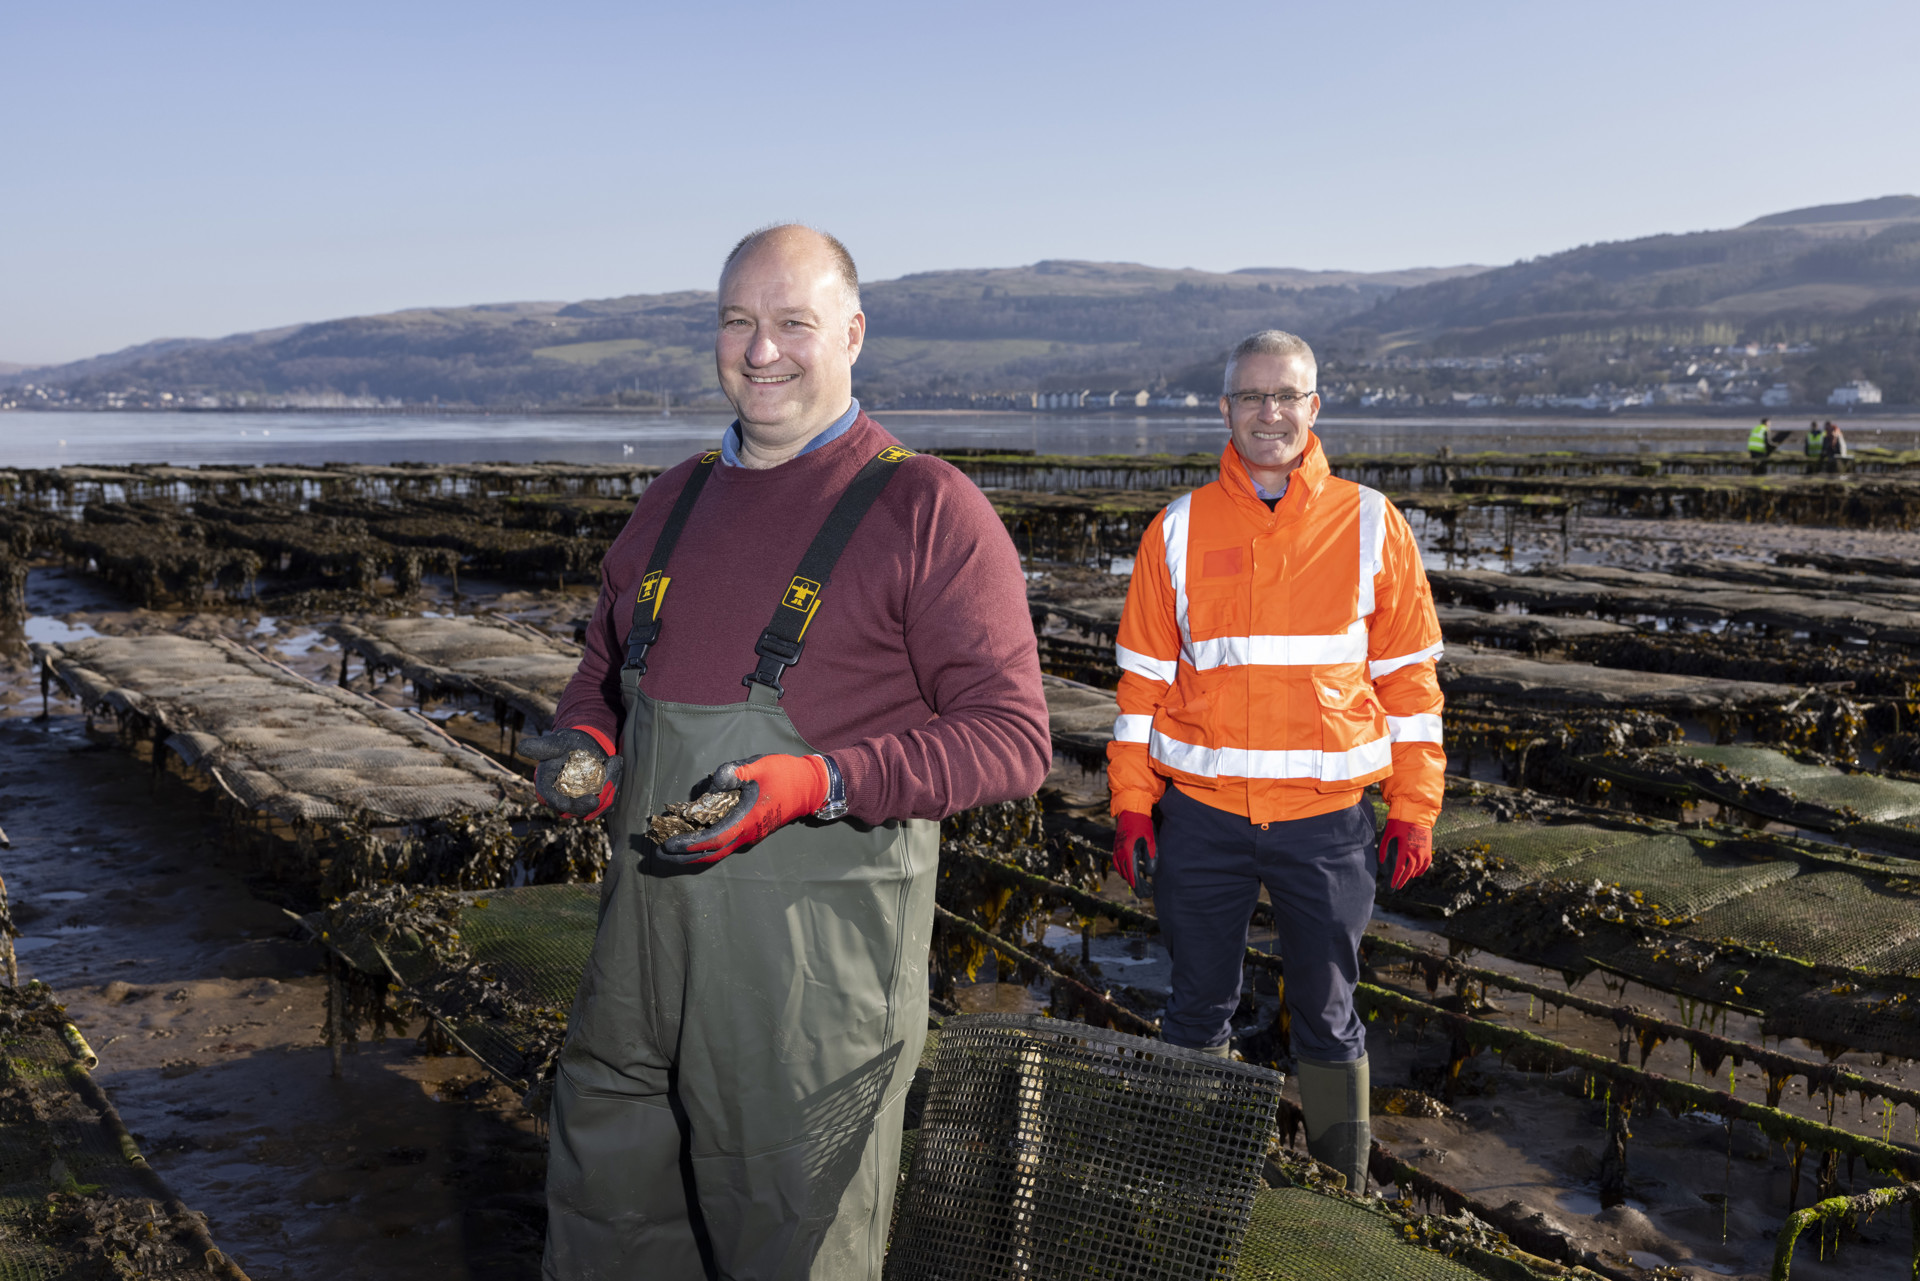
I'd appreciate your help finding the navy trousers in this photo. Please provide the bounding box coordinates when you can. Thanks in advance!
[1154,785,1376,1061]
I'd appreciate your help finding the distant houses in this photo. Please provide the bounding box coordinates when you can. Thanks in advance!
[1029,388,1195,410]
[1828,379,1883,406]
[1653,377,1713,405]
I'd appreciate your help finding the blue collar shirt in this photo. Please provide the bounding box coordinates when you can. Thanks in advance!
[720,399,860,467]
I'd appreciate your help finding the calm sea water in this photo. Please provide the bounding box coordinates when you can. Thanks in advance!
[3,409,1916,470]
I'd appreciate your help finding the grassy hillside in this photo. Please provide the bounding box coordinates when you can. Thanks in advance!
[10,262,1483,408]
[14,198,1919,408]
[1341,198,1920,401]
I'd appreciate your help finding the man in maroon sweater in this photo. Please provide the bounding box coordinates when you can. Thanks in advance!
[525,224,1050,1280]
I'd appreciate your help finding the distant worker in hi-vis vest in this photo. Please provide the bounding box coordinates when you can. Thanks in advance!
[1749,417,1779,459]
[522,224,1050,1279]
[1106,330,1446,1192]
[1805,419,1825,458]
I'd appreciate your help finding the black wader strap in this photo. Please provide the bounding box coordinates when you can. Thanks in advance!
[745,444,916,697]
[623,451,720,672]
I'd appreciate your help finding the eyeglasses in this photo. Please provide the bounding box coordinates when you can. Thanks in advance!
[1228,389,1314,411]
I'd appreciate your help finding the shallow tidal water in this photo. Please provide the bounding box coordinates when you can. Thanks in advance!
[5,408,1919,469]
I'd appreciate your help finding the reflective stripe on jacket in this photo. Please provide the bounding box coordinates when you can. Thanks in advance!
[1107,433,1446,827]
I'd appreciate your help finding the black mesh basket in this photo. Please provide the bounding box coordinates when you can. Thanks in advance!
[886,1013,1284,1281]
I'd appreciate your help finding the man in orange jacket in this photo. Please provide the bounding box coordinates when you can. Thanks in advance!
[1107,329,1445,1190]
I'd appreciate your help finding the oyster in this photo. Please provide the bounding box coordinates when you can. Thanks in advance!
[649,790,742,841]
[553,749,608,799]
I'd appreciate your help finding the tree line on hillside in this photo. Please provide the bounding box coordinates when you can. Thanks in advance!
[15,218,1919,408]
[1358,223,1920,340]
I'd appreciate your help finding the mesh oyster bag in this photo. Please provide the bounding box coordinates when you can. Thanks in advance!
[886,1012,1283,1281]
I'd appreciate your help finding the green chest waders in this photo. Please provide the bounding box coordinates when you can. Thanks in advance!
[544,448,939,1281]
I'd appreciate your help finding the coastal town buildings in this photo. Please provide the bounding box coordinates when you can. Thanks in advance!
[1830,379,1885,406]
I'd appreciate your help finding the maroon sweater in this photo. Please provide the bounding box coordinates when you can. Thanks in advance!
[553,413,1051,823]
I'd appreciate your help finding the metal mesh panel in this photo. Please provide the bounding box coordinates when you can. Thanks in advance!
[886,1013,1282,1281]
[1864,934,1920,978]
[455,883,600,1006]
[0,1230,63,1281]
[1558,835,1800,919]
[1409,803,1920,1056]
[329,616,581,732]
[1675,744,1920,823]
[1763,981,1920,1054]
[1472,824,1648,889]
[1683,870,1920,969]
[1440,649,1790,710]
[444,884,599,1071]
[36,635,527,823]
[1237,1190,1510,1281]
[1391,819,1651,916]
[1679,744,1920,822]
[1430,805,1502,846]
[332,884,600,1080]
[0,1024,223,1279]
[1788,773,1920,824]
[1675,744,1833,781]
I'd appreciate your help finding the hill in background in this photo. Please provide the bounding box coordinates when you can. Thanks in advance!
[6,262,1481,411]
[1333,197,1920,407]
[8,196,1917,411]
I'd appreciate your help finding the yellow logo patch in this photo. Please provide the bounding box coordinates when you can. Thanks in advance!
[783,577,822,611]
[637,570,664,609]
[700,450,721,463]
[877,446,916,463]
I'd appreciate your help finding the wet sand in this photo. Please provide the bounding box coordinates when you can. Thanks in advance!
[0,571,558,1280]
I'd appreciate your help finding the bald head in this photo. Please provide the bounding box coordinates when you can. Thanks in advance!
[714,224,868,467]
[721,224,860,322]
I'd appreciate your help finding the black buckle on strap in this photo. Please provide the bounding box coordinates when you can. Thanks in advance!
[623,621,661,673]
[743,631,805,697]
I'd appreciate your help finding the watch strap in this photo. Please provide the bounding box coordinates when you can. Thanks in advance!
[813,754,847,820]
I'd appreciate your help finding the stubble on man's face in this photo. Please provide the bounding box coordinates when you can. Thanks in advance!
[715,237,863,455]
[1220,352,1319,487]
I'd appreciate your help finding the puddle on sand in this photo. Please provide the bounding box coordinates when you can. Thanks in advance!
[14,924,104,953]
[21,616,99,644]
[1557,1191,1651,1217]
[252,615,334,659]
[274,630,331,657]
[0,667,551,1280]
[950,978,1048,1015]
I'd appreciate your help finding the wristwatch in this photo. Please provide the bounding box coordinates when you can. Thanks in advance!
[813,754,848,821]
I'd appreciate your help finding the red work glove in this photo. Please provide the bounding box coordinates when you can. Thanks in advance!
[658,753,830,865]
[1378,819,1433,891]
[1112,811,1158,900]
[519,726,623,821]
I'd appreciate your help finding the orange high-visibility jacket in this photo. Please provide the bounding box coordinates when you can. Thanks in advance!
[1108,433,1446,827]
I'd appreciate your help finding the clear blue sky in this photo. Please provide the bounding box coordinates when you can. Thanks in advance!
[6,1,1916,365]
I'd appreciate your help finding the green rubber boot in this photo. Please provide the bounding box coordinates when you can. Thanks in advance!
[1295,1054,1370,1192]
